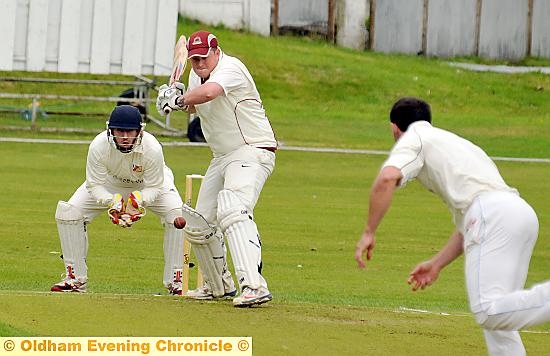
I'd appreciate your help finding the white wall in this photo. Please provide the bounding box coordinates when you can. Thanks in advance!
[479,0,529,61]
[426,0,478,57]
[278,0,327,28]
[532,0,550,58]
[0,0,179,76]
[337,0,368,50]
[179,0,271,36]
[373,0,424,54]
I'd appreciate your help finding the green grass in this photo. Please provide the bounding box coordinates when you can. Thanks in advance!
[2,18,550,156]
[1,17,550,355]
[1,143,549,355]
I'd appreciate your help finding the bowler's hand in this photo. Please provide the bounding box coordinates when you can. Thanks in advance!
[355,231,376,268]
[407,260,440,291]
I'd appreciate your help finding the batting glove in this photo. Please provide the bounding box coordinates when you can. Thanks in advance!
[156,82,186,115]
[107,193,125,226]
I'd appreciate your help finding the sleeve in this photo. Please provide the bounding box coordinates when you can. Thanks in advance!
[85,139,113,206]
[139,143,165,205]
[382,131,425,188]
[187,70,201,91]
[209,62,247,95]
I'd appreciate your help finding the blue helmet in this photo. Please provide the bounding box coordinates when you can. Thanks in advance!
[108,105,143,130]
[106,105,145,153]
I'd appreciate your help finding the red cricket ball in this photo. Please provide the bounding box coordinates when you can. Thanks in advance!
[173,216,186,229]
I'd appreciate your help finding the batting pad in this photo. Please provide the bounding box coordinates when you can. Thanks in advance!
[185,229,229,297]
[217,190,267,290]
[163,223,184,288]
[55,201,88,280]
[181,204,215,233]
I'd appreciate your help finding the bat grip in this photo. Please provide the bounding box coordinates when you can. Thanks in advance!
[163,98,173,114]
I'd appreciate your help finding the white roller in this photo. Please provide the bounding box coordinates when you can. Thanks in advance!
[217,190,267,290]
[55,201,88,280]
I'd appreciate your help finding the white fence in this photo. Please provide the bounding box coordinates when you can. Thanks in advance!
[0,0,179,75]
[181,0,550,61]
[278,0,328,29]
[179,0,271,36]
[2,0,549,74]
[372,0,550,60]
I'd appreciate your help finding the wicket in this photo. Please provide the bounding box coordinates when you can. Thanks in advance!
[182,174,204,294]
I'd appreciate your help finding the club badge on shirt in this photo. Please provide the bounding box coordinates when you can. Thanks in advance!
[132,164,143,173]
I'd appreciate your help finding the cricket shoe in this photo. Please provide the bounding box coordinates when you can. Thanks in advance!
[51,278,87,293]
[233,287,272,307]
[185,283,237,300]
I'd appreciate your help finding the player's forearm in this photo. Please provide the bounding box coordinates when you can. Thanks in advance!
[430,230,464,270]
[140,173,163,205]
[85,150,113,205]
[365,185,393,234]
[86,170,112,205]
[178,82,223,106]
[86,183,113,206]
[140,186,162,206]
[139,157,165,205]
[364,167,401,234]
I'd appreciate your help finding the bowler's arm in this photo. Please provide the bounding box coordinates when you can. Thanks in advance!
[355,166,402,267]
[407,230,464,291]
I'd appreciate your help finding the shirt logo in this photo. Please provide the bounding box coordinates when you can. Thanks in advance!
[132,165,143,172]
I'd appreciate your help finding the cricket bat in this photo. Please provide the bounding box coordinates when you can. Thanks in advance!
[164,35,188,114]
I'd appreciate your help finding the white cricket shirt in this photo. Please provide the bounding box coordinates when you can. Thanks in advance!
[188,49,277,157]
[383,121,517,227]
[85,131,166,206]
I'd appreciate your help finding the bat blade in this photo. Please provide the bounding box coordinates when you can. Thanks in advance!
[169,35,188,85]
[165,35,188,114]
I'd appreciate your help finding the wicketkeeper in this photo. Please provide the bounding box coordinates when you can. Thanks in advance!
[51,105,186,295]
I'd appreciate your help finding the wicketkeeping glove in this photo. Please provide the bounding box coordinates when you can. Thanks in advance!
[156,82,186,115]
[125,190,146,224]
[108,193,125,226]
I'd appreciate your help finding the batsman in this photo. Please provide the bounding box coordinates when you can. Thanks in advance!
[51,105,186,295]
[156,30,277,307]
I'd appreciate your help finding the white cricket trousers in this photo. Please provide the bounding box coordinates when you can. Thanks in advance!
[462,191,550,355]
[65,169,184,285]
[195,145,275,222]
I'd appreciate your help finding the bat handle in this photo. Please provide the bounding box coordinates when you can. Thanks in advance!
[163,98,173,114]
